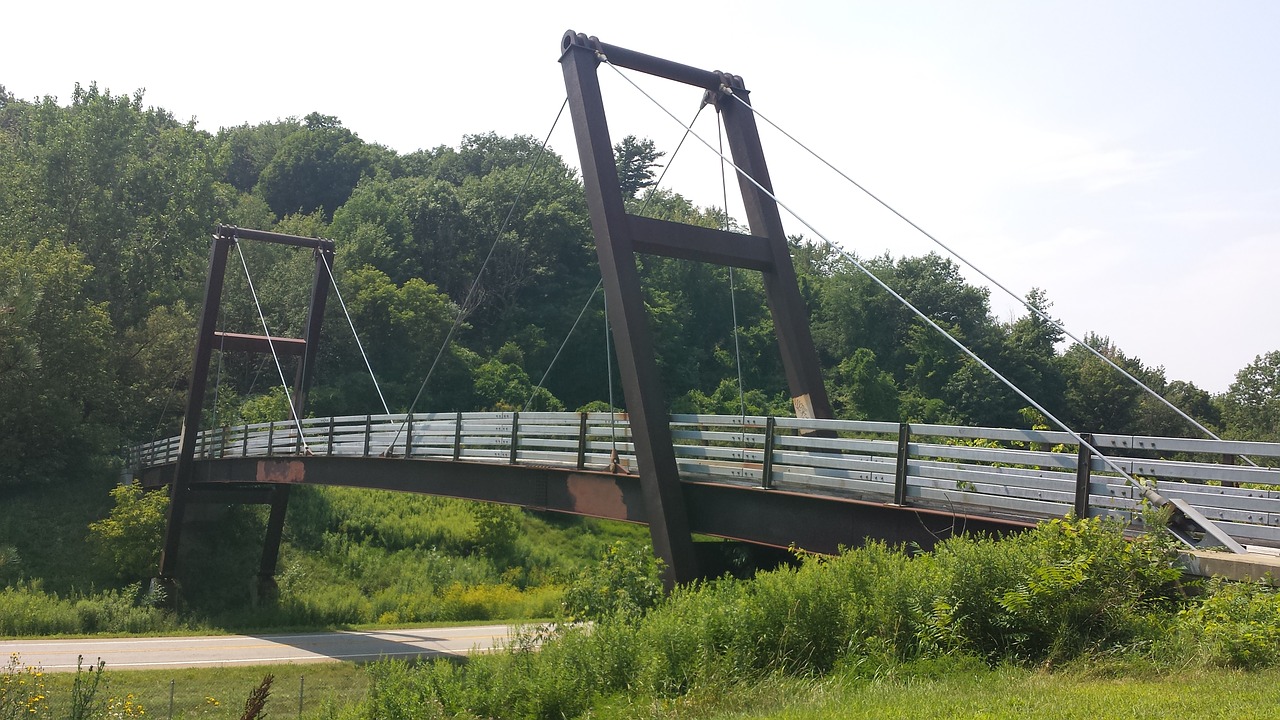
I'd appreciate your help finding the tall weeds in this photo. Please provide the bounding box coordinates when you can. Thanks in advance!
[363,518,1280,720]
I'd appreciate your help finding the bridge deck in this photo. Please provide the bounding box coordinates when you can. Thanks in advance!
[131,413,1280,553]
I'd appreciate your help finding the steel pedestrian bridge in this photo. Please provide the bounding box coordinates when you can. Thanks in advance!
[130,412,1280,556]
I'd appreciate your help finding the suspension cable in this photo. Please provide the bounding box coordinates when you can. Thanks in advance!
[233,241,311,453]
[600,57,1178,503]
[383,97,570,452]
[719,111,748,422]
[722,90,1250,463]
[319,252,390,415]
[521,101,712,413]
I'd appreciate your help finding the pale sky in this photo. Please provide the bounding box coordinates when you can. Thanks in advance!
[5,1,1278,394]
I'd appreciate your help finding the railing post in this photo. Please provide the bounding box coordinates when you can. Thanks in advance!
[1222,453,1239,488]
[577,412,588,469]
[267,421,275,457]
[327,416,335,456]
[509,412,520,464]
[1075,433,1093,519]
[453,411,463,461]
[894,423,911,505]
[363,415,372,458]
[405,412,414,459]
[242,425,248,457]
[761,416,776,489]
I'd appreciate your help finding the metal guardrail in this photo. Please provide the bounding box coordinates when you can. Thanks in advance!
[128,413,1280,549]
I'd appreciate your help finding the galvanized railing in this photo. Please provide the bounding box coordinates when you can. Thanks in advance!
[128,413,1280,550]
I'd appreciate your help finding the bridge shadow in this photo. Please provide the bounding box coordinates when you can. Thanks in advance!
[244,625,515,665]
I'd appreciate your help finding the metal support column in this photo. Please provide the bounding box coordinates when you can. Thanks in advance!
[715,79,833,422]
[561,34,700,587]
[1074,433,1093,519]
[158,233,233,580]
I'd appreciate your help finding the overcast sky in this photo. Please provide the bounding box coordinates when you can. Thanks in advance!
[6,1,1278,394]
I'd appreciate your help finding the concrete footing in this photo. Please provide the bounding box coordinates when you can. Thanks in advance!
[1180,548,1280,585]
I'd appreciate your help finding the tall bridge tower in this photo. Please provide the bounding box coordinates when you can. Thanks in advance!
[560,32,834,586]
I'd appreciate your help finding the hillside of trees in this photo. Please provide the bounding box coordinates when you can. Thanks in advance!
[3,82,1277,496]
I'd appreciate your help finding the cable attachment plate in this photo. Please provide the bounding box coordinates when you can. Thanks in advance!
[702,72,743,110]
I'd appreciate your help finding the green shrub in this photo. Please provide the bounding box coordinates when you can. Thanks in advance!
[561,541,663,622]
[86,483,168,581]
[0,582,177,636]
[1179,578,1280,669]
[361,517,1205,719]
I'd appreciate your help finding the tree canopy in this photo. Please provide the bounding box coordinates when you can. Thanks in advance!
[0,85,1269,487]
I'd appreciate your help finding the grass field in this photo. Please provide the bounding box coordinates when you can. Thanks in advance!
[604,664,1280,720]
[36,661,368,719]
[44,661,1280,720]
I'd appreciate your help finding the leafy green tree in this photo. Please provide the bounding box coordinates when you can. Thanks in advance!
[614,135,664,199]
[1135,379,1221,438]
[0,241,116,485]
[1220,351,1280,441]
[312,266,473,414]
[1058,334,1145,434]
[256,113,382,220]
[214,118,302,192]
[827,348,900,421]
[87,482,169,580]
[562,540,664,622]
[3,84,220,329]
[472,343,563,411]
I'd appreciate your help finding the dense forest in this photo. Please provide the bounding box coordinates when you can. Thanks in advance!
[2,81,1278,494]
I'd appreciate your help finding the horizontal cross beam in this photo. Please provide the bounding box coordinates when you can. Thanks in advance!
[629,215,775,271]
[213,332,307,356]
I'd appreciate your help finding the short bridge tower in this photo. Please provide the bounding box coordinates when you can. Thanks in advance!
[157,225,334,599]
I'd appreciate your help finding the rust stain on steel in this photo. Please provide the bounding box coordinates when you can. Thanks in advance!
[565,472,627,518]
[256,460,306,484]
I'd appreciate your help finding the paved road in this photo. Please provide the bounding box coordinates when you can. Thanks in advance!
[0,625,516,671]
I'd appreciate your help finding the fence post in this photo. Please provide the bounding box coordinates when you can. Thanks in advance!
[1222,453,1239,488]
[453,411,463,461]
[405,412,414,459]
[761,416,776,489]
[509,412,520,464]
[327,416,335,456]
[363,415,372,457]
[894,423,911,505]
[1074,433,1093,518]
[577,412,588,469]
[268,421,275,457]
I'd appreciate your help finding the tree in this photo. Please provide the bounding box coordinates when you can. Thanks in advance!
[256,113,382,220]
[1220,351,1280,442]
[827,348,900,421]
[0,241,117,485]
[87,482,169,580]
[614,135,664,199]
[1058,334,1145,434]
[214,118,302,192]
